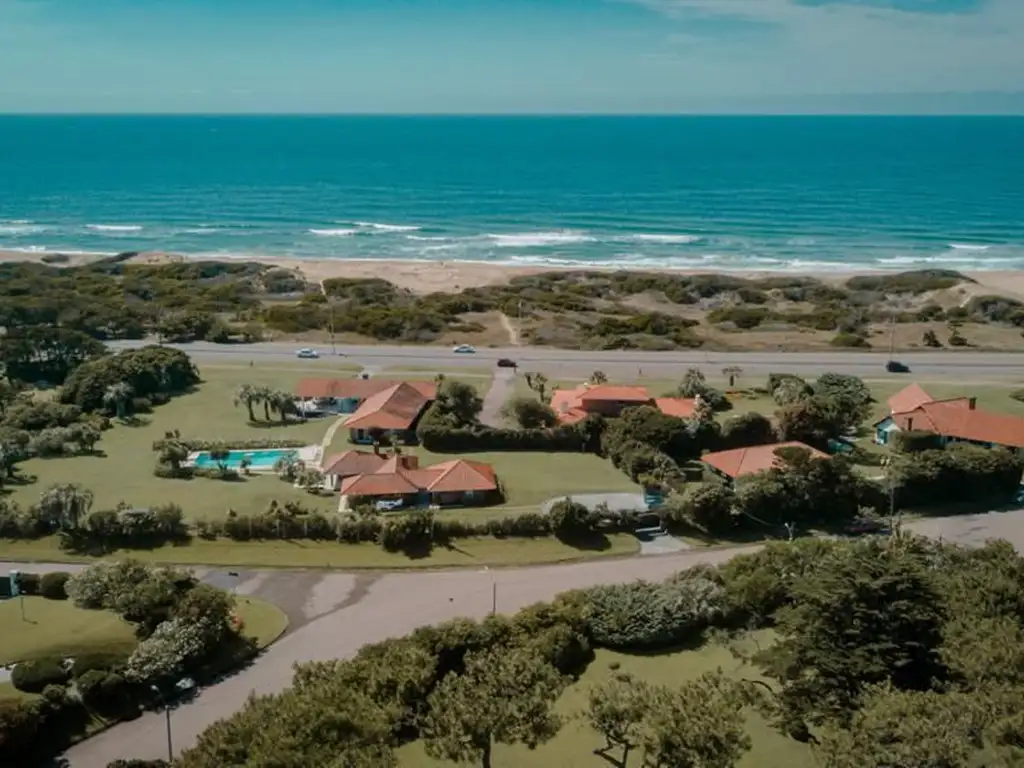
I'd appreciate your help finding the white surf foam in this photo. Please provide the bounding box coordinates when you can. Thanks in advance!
[622,233,702,245]
[0,224,45,235]
[352,221,422,232]
[948,243,991,251]
[488,231,596,248]
[406,235,453,242]
[309,228,358,237]
[86,224,143,233]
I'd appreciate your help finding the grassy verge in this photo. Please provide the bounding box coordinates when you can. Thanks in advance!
[0,597,137,667]
[0,534,639,569]
[397,630,812,768]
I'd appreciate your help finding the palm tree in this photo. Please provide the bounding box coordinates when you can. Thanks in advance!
[257,386,273,421]
[233,384,258,422]
[525,372,550,403]
[103,381,134,420]
[268,390,298,423]
[722,366,743,389]
[39,484,94,531]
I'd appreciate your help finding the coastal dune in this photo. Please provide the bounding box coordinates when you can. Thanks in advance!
[4,248,1024,300]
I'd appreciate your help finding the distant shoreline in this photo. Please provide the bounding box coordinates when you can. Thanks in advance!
[4,248,1024,300]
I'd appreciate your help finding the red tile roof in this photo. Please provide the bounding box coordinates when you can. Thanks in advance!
[344,382,433,431]
[295,378,435,400]
[339,456,498,497]
[321,450,387,476]
[550,383,699,424]
[891,400,1024,449]
[887,383,935,414]
[702,441,828,479]
[653,397,697,419]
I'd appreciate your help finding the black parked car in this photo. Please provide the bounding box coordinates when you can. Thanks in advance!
[886,360,910,373]
[496,358,517,368]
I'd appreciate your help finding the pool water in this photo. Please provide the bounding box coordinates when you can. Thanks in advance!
[192,448,298,470]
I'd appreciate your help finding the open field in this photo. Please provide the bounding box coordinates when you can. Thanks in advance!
[0,534,639,569]
[398,629,812,768]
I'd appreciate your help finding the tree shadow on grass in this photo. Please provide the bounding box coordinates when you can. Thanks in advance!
[246,419,309,430]
[558,532,614,552]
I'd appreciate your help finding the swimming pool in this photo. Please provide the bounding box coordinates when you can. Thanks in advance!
[192,448,298,471]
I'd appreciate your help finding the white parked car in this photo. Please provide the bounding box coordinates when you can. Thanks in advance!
[376,499,405,512]
[296,348,319,359]
[452,344,476,354]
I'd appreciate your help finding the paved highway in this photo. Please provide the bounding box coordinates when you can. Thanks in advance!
[109,340,1024,381]
[19,506,1023,766]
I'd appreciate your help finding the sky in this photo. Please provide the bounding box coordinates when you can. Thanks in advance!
[1,0,1023,113]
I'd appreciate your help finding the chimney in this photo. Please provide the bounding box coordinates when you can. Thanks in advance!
[400,455,419,470]
[969,397,977,411]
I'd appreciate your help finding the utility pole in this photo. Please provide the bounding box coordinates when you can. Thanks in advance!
[329,300,337,357]
[151,685,173,761]
[888,313,896,360]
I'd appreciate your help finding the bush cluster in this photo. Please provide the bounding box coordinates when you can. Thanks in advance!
[60,346,199,414]
[893,444,1024,508]
[417,422,592,453]
[11,659,70,694]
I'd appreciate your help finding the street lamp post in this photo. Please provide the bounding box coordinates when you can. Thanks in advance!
[150,685,173,762]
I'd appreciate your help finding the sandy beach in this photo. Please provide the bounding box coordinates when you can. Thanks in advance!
[4,248,1024,299]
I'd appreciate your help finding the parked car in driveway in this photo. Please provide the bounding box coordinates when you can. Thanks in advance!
[453,344,476,354]
[496,358,517,368]
[375,499,405,512]
[296,348,320,359]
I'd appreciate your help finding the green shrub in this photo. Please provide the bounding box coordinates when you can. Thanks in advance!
[890,430,943,454]
[72,651,130,678]
[845,270,970,294]
[39,572,71,600]
[77,670,133,715]
[706,306,769,329]
[547,499,593,541]
[830,332,870,348]
[0,698,43,760]
[1011,389,1024,404]
[11,658,70,694]
[581,577,726,650]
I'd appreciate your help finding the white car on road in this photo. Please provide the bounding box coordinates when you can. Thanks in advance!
[296,348,320,359]
[452,344,476,354]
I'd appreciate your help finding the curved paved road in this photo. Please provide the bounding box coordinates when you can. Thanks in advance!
[109,340,1024,381]
[14,506,1020,767]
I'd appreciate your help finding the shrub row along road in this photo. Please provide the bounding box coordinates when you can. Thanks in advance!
[5,507,1020,766]
[108,340,1024,380]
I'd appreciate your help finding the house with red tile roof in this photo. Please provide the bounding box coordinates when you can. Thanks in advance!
[338,453,499,508]
[343,381,435,445]
[320,448,389,490]
[876,394,1024,453]
[549,383,697,424]
[294,378,436,416]
[701,441,829,482]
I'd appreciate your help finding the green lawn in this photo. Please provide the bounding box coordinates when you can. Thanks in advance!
[398,629,812,768]
[0,594,287,667]
[0,597,137,666]
[0,535,638,569]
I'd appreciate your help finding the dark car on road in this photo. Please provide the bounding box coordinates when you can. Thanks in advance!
[886,360,910,373]
[844,518,889,535]
[496,358,517,368]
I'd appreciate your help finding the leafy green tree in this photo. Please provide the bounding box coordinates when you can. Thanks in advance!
[584,674,655,767]
[771,376,812,407]
[817,684,988,768]
[103,381,134,420]
[172,583,235,643]
[718,411,777,450]
[757,538,948,730]
[431,379,483,428]
[420,647,567,768]
[500,396,557,428]
[38,483,94,530]
[639,672,752,768]
[0,379,18,416]
[670,483,738,534]
[604,405,698,461]
[590,370,609,385]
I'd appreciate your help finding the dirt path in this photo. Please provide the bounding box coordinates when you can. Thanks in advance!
[499,313,520,346]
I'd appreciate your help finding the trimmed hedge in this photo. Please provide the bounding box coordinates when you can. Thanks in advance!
[151,437,306,452]
[11,658,70,694]
[417,424,590,453]
[891,430,943,454]
[39,572,71,600]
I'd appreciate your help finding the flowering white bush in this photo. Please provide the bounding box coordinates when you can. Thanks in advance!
[125,617,213,683]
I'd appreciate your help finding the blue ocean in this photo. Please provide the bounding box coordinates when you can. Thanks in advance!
[1,115,1023,272]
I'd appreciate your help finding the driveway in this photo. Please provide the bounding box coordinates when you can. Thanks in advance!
[18,506,1024,767]
[479,366,516,427]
